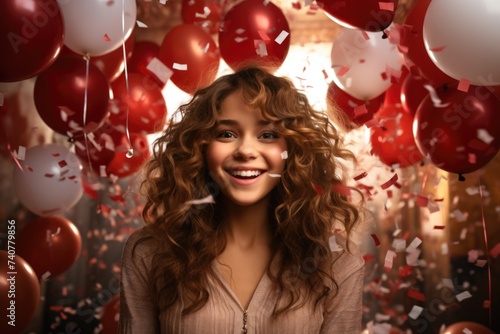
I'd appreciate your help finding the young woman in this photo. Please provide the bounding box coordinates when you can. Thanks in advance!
[119,66,365,333]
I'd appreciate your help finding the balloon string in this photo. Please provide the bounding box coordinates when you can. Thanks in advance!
[478,181,492,328]
[121,0,133,159]
[83,55,94,175]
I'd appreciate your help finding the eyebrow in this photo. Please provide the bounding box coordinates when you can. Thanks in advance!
[216,119,272,126]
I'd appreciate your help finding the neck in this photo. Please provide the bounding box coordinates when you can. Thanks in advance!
[220,196,273,250]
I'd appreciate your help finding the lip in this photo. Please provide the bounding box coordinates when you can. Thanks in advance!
[225,170,266,186]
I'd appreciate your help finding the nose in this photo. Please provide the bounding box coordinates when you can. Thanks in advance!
[234,136,258,160]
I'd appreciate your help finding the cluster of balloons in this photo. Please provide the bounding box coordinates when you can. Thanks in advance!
[326,0,500,176]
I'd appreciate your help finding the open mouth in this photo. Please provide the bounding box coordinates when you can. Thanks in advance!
[227,169,266,179]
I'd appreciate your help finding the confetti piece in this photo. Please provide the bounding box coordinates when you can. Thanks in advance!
[477,129,494,144]
[331,183,351,197]
[433,225,445,230]
[380,173,398,190]
[146,57,173,84]
[408,288,425,301]
[408,305,423,319]
[136,20,148,28]
[483,300,491,308]
[268,173,281,178]
[292,1,301,9]
[185,195,215,205]
[329,235,343,252]
[353,104,368,116]
[353,172,368,181]
[371,234,381,247]
[475,259,487,267]
[361,31,370,40]
[274,30,289,45]
[406,249,421,266]
[468,249,479,263]
[58,160,68,168]
[455,291,472,302]
[457,78,470,92]
[336,65,350,76]
[41,271,51,280]
[103,34,111,42]
[451,209,468,222]
[424,84,450,108]
[314,184,323,195]
[406,237,422,252]
[460,227,468,240]
[195,6,211,18]
[491,243,500,258]
[159,0,167,4]
[463,329,472,334]
[429,45,446,52]
[172,63,188,71]
[392,238,406,252]
[415,195,428,207]
[258,30,270,41]
[379,2,394,11]
[364,118,380,128]
[280,151,288,159]
[383,249,396,270]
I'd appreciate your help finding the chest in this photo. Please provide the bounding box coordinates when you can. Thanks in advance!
[216,246,272,310]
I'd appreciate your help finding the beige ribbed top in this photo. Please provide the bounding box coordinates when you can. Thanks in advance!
[119,227,364,334]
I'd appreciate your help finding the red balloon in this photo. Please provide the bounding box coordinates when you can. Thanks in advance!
[16,216,82,279]
[442,322,495,334]
[110,73,167,134]
[317,0,398,32]
[127,41,164,87]
[326,81,383,129]
[401,74,430,116]
[159,24,220,94]
[60,34,135,83]
[414,84,500,174]
[34,56,110,137]
[0,0,64,82]
[218,0,290,72]
[398,0,455,86]
[106,132,151,178]
[101,295,120,334]
[0,251,40,334]
[371,104,424,168]
[181,0,222,35]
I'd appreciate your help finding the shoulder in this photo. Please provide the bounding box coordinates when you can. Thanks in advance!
[325,232,365,285]
[122,226,158,267]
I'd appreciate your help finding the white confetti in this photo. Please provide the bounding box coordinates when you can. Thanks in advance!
[475,259,487,267]
[235,28,245,34]
[467,249,478,263]
[195,6,211,18]
[408,305,423,319]
[16,146,26,160]
[172,63,188,71]
[274,30,289,45]
[41,271,52,280]
[146,57,173,83]
[455,290,472,302]
[392,239,406,252]
[384,250,397,270]
[99,165,107,177]
[477,128,494,144]
[406,237,422,253]
[463,328,472,334]
[136,20,148,28]
[268,173,281,178]
[234,37,248,43]
[329,235,343,252]
[159,0,167,4]
[255,41,268,57]
[202,43,209,54]
[280,151,288,159]
[424,84,450,108]
[185,195,215,205]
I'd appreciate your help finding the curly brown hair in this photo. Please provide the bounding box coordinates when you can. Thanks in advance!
[135,66,362,318]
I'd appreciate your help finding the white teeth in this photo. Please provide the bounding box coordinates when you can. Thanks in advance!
[230,170,262,177]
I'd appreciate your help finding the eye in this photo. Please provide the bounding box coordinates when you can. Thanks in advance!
[216,131,236,139]
[260,131,279,140]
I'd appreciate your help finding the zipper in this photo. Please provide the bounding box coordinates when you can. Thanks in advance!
[241,309,248,333]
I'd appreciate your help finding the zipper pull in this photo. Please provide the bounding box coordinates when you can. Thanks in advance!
[241,309,248,334]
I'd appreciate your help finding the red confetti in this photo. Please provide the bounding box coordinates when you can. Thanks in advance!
[415,195,428,207]
[483,300,491,309]
[429,45,446,52]
[44,173,55,178]
[331,183,351,197]
[361,31,370,40]
[407,288,425,301]
[490,243,500,258]
[467,138,489,151]
[27,166,33,172]
[380,71,388,81]
[381,173,398,190]
[52,153,61,157]
[336,65,350,77]
[104,34,111,42]
[257,30,270,41]
[379,2,394,11]
[353,104,368,116]
[371,233,381,247]
[433,225,445,230]
[399,265,413,278]
[354,172,368,181]
[457,78,470,92]
[292,1,301,9]
[314,184,323,195]
[387,190,393,198]
[58,160,68,168]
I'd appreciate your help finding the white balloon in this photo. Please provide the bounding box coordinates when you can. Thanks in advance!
[13,144,83,216]
[331,28,402,100]
[57,0,137,56]
[423,0,500,86]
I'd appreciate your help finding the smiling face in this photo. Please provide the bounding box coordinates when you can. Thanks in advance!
[206,90,287,207]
